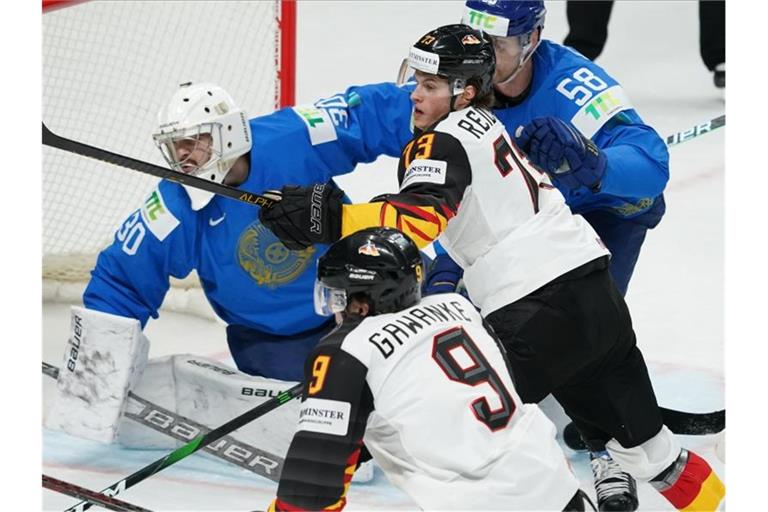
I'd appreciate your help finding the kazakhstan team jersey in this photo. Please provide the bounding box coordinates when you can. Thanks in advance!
[86,40,668,333]
[492,40,669,218]
[84,82,415,334]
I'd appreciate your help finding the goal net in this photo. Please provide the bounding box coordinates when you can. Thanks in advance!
[43,0,295,316]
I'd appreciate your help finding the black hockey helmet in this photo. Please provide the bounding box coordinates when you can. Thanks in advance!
[398,23,496,98]
[315,227,424,316]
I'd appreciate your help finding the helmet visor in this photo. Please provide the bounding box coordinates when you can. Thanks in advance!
[490,33,538,85]
[153,123,222,176]
[313,280,348,317]
[398,64,465,98]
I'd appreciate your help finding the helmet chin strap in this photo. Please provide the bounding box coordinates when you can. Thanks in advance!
[450,95,459,112]
[495,38,541,87]
[449,78,467,112]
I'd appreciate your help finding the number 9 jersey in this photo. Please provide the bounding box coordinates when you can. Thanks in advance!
[271,293,581,511]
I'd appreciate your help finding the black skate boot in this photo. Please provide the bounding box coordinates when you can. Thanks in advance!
[590,450,639,511]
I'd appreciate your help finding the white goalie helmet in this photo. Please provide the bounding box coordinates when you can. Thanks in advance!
[153,82,252,210]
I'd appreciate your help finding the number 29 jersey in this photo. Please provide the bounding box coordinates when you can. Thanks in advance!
[273,294,579,511]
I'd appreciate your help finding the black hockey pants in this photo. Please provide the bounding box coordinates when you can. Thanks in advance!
[486,256,663,449]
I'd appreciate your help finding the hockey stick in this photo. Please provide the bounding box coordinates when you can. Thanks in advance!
[42,123,280,209]
[562,406,725,451]
[61,382,302,512]
[43,362,284,481]
[43,475,152,512]
[665,114,725,147]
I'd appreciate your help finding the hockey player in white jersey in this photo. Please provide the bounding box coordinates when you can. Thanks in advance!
[260,24,725,511]
[269,227,592,511]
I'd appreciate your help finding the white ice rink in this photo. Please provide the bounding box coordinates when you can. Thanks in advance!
[39,1,727,510]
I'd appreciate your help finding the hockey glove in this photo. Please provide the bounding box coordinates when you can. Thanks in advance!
[423,253,464,296]
[515,117,606,192]
[259,182,344,250]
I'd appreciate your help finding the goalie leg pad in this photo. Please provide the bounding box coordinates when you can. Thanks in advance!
[44,306,149,443]
[118,355,301,458]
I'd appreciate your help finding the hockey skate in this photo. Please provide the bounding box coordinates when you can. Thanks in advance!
[590,451,638,511]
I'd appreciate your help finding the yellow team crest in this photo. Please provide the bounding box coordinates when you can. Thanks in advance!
[237,221,315,287]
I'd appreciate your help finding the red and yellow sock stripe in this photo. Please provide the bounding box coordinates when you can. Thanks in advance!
[660,451,725,511]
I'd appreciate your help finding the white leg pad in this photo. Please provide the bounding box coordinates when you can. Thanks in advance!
[118,355,301,460]
[606,425,681,481]
[44,306,149,443]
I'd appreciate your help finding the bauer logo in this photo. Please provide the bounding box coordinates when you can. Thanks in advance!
[66,312,84,372]
[129,404,281,476]
[401,158,447,190]
[140,188,179,242]
[292,105,338,145]
[297,397,351,436]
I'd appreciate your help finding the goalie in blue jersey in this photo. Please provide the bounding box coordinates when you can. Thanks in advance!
[51,81,415,464]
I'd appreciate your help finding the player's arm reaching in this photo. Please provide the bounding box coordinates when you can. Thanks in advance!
[259,130,472,250]
[269,324,374,512]
[253,82,415,186]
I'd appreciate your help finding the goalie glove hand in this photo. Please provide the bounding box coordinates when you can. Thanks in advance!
[515,117,606,192]
[259,182,344,250]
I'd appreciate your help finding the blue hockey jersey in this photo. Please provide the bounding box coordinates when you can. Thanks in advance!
[492,40,669,218]
[84,83,415,334]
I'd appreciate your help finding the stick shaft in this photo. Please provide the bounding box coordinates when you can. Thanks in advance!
[61,382,302,511]
[43,475,152,512]
[665,115,725,147]
[42,123,279,209]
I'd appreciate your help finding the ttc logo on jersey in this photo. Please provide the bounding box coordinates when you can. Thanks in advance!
[237,221,315,287]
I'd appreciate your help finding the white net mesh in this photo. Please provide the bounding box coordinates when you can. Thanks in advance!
[43,1,284,301]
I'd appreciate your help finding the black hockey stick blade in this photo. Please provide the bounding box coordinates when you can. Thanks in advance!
[43,475,152,512]
[661,406,725,436]
[63,382,303,512]
[42,122,280,209]
[42,362,284,482]
[563,406,725,451]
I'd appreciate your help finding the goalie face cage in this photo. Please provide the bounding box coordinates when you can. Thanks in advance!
[42,0,296,305]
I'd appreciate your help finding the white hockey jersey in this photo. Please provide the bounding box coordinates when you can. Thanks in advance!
[340,106,609,316]
[434,108,610,315]
[273,294,579,511]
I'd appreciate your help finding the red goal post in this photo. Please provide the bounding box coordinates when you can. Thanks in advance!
[42,0,296,316]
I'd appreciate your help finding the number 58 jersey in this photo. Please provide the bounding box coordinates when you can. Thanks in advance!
[273,294,579,511]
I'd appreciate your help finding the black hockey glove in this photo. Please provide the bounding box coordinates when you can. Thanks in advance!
[259,182,344,250]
